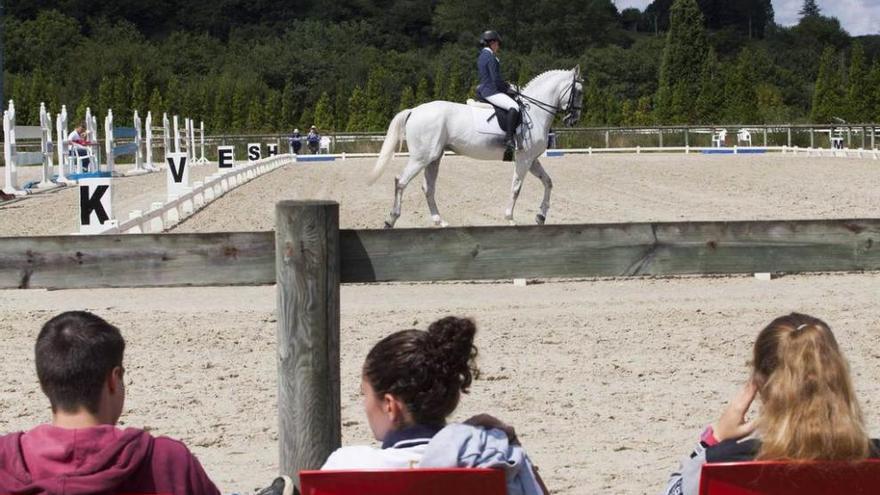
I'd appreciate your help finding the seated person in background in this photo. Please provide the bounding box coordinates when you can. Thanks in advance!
[306,126,320,154]
[289,128,302,154]
[0,311,292,495]
[322,316,548,495]
[663,313,880,495]
[67,124,92,171]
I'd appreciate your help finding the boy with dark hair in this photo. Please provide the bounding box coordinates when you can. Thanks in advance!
[0,311,291,495]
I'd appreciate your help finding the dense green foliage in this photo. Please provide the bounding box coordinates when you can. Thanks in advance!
[4,0,879,131]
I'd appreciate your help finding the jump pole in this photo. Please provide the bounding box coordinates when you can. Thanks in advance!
[275,200,341,488]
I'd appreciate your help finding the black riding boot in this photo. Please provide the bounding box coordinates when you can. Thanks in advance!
[503,110,519,162]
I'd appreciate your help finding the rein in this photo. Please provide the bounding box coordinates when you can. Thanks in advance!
[512,74,582,118]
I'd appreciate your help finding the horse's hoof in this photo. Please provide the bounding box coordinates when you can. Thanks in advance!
[535,214,546,225]
[383,221,394,229]
[508,219,517,226]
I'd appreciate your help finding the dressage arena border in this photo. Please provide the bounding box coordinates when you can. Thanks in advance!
[287,144,880,161]
[1,201,879,488]
[101,154,294,234]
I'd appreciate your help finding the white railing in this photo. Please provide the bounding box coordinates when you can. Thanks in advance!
[103,154,293,234]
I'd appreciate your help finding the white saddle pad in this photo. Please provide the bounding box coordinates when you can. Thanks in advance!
[470,106,505,136]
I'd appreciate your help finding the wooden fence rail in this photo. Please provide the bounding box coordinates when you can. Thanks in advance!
[2,202,880,488]
[2,217,879,290]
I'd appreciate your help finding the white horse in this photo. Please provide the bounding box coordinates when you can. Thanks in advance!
[369,67,584,228]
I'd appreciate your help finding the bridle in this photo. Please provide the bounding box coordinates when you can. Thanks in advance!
[512,73,583,124]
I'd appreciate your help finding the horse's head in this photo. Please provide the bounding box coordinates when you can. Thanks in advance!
[561,65,584,127]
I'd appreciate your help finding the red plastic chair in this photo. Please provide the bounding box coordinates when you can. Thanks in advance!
[700,460,880,494]
[299,468,507,495]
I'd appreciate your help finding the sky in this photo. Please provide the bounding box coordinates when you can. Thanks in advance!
[613,0,880,36]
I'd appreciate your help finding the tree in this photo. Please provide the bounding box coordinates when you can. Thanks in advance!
[365,67,392,131]
[246,97,263,131]
[799,0,820,18]
[811,46,844,123]
[346,86,368,132]
[655,0,708,123]
[74,93,91,126]
[263,90,282,131]
[313,91,334,131]
[398,86,415,112]
[212,81,231,132]
[166,79,182,116]
[112,74,131,124]
[846,43,870,123]
[695,47,725,123]
[445,63,464,102]
[415,77,431,104]
[281,81,296,131]
[131,70,148,115]
[868,61,880,123]
[230,83,248,131]
[724,48,759,123]
[148,87,164,119]
[96,76,114,123]
[583,75,604,126]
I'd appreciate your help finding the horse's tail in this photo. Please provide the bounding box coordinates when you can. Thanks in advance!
[368,108,411,185]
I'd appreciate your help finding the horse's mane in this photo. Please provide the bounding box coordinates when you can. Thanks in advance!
[522,69,572,92]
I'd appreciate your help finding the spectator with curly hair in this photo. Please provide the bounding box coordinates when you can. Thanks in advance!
[322,316,547,495]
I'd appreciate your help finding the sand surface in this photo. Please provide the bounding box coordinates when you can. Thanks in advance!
[1,153,879,494]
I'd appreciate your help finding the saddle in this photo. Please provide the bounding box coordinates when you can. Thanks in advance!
[468,98,522,134]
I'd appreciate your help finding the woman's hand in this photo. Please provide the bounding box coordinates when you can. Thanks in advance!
[464,413,519,445]
[713,382,758,442]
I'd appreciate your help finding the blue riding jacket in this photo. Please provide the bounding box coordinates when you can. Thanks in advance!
[476,47,510,100]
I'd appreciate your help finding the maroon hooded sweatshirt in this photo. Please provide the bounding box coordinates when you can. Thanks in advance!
[0,424,220,495]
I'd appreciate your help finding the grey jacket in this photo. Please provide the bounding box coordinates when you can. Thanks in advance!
[418,423,542,495]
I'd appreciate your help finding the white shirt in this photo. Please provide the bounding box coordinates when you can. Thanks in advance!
[67,129,87,148]
[321,442,429,470]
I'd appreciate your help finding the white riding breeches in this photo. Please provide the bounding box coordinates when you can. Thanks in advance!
[484,93,518,111]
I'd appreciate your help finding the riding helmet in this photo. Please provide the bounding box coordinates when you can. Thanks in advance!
[480,30,502,46]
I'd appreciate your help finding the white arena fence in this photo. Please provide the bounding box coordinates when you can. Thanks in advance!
[207,123,880,158]
[2,99,207,195]
[100,154,292,235]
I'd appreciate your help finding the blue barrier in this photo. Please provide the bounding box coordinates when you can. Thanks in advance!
[112,143,138,157]
[546,151,565,157]
[67,171,113,180]
[114,127,137,139]
[296,156,337,162]
[702,148,767,155]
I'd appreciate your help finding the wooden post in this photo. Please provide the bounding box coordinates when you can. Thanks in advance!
[763,126,768,147]
[684,127,689,148]
[604,129,609,148]
[787,126,792,148]
[658,128,663,148]
[809,127,814,148]
[862,126,867,149]
[275,200,341,487]
[872,126,876,149]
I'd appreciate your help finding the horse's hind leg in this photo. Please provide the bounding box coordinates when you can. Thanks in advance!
[529,159,553,225]
[385,158,427,228]
[422,158,447,227]
[504,159,531,225]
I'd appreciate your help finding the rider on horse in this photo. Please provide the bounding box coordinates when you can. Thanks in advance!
[476,30,520,161]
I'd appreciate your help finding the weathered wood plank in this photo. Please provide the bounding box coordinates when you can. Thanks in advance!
[1,218,879,289]
[275,201,341,484]
[339,219,880,282]
[0,232,276,289]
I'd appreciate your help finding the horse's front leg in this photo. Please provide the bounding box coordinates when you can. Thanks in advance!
[504,159,531,226]
[422,158,447,227]
[529,159,553,225]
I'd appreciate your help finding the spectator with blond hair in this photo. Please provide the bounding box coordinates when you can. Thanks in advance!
[663,313,879,495]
